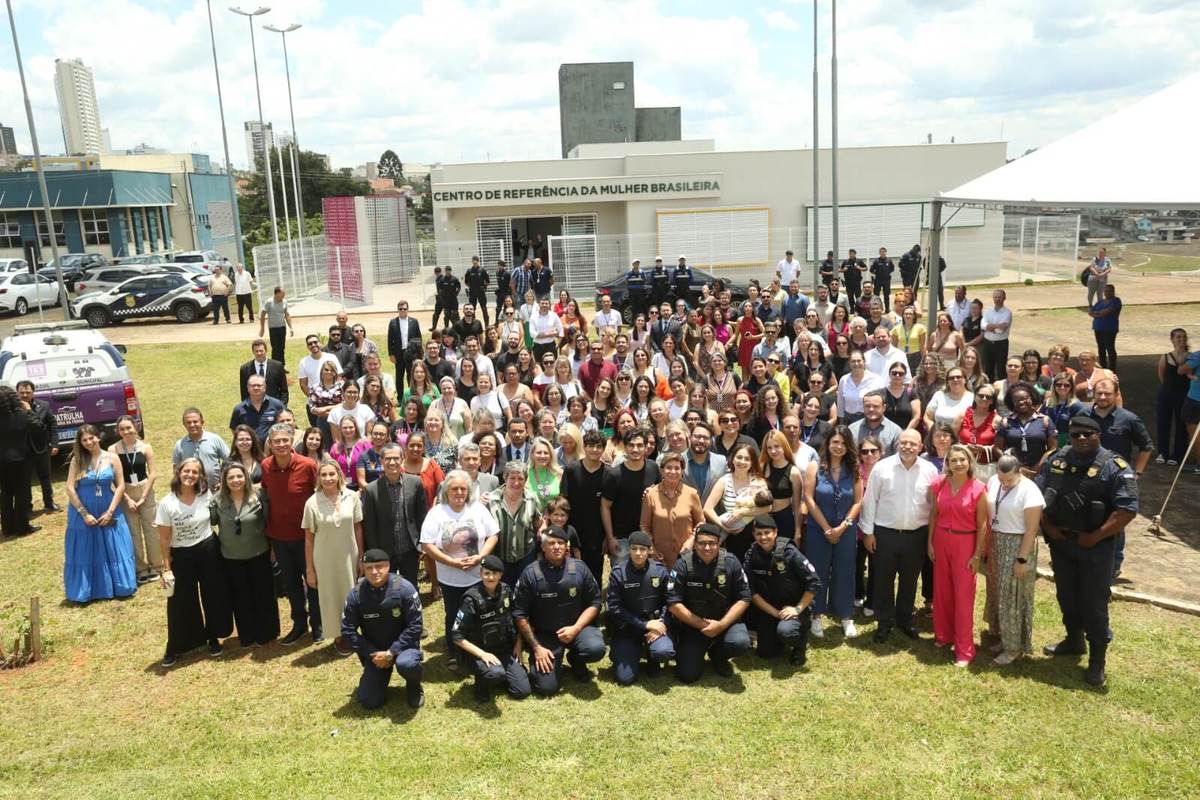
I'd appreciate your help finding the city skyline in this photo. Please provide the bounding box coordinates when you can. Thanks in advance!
[53,57,103,155]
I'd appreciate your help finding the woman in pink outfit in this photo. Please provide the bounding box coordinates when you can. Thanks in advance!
[926,443,988,666]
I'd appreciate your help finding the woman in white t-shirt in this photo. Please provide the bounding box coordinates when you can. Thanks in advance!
[154,457,233,668]
[924,365,974,429]
[470,373,510,431]
[984,454,1045,667]
[419,470,499,665]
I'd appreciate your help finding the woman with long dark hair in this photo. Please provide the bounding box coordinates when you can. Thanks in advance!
[703,440,768,562]
[210,461,277,648]
[229,424,264,485]
[1156,328,1192,465]
[803,425,863,639]
[109,414,163,583]
[64,424,137,602]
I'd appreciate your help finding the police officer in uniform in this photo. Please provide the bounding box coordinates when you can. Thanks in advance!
[625,259,648,320]
[743,515,820,666]
[672,255,692,307]
[818,250,837,287]
[433,266,461,330]
[464,256,491,327]
[1036,416,1138,687]
[340,549,425,709]
[899,244,922,292]
[494,259,511,322]
[649,257,670,309]
[870,247,895,312]
[513,525,606,696]
[667,523,752,682]
[451,554,532,702]
[606,531,675,685]
[840,249,867,307]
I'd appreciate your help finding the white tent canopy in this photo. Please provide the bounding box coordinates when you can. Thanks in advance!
[939,72,1200,210]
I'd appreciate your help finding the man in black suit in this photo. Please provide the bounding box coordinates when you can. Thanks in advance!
[387,300,422,398]
[16,381,58,515]
[361,443,428,584]
[648,301,683,352]
[239,339,289,407]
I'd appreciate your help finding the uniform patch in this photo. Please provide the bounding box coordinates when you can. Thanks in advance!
[392,607,401,617]
[1087,466,1100,478]
[1113,457,1129,470]
[775,561,785,572]
[502,596,510,609]
[651,577,661,588]
[717,573,727,586]
[568,586,577,597]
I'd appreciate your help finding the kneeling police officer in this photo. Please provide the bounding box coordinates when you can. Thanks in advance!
[744,515,820,666]
[667,523,752,682]
[451,554,532,702]
[606,530,675,685]
[1036,416,1137,687]
[513,525,606,696]
[340,549,425,710]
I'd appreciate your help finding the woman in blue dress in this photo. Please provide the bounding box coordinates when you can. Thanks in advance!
[64,424,137,602]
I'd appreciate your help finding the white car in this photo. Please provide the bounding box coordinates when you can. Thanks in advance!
[171,250,230,272]
[0,272,62,316]
[0,258,31,273]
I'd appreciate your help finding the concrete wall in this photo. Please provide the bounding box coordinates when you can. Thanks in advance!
[558,62,636,158]
[635,107,682,143]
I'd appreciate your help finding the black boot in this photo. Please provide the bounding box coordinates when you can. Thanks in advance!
[406,681,425,709]
[790,645,808,666]
[1043,633,1086,656]
[473,679,491,702]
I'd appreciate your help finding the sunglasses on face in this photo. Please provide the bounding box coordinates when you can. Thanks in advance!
[768,358,781,364]
[949,375,965,381]
[889,370,905,377]
[860,447,879,454]
[618,376,631,382]
[1069,431,1096,439]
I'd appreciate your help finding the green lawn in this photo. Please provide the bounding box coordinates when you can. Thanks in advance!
[1121,252,1200,274]
[2,342,1200,799]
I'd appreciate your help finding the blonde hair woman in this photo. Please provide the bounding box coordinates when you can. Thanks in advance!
[303,457,364,655]
[528,436,562,512]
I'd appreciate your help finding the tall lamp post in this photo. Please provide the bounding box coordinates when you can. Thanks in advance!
[6,0,68,320]
[264,23,307,285]
[830,0,840,266]
[230,6,282,290]
[811,0,819,292]
[205,0,246,271]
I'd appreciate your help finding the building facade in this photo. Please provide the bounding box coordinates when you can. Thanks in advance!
[54,58,104,155]
[558,62,681,158]
[431,140,1007,292]
[243,121,275,172]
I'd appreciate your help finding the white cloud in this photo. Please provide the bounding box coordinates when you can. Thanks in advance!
[0,0,1197,173]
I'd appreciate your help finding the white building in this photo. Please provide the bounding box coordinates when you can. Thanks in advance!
[243,121,275,172]
[54,58,104,155]
[430,140,1007,292]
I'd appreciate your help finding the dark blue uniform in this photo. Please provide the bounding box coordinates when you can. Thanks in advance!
[625,267,647,318]
[1036,445,1138,667]
[672,262,692,306]
[606,558,675,685]
[649,263,670,307]
[1089,406,1152,577]
[532,264,554,300]
[451,582,532,699]
[819,257,836,287]
[840,258,866,306]
[494,265,511,320]
[666,549,752,682]
[899,248,921,290]
[432,272,461,329]
[744,539,821,663]
[513,557,605,696]
[340,574,424,709]
[464,264,491,326]
[870,256,894,310]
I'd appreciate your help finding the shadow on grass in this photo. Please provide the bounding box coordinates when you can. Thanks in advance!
[291,644,342,669]
[330,692,422,724]
[597,664,673,695]
[444,682,502,718]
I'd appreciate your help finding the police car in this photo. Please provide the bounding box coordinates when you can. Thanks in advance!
[71,272,211,328]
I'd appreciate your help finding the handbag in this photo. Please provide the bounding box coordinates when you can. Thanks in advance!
[1079,267,1090,286]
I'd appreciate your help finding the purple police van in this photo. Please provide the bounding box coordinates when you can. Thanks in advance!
[0,321,142,448]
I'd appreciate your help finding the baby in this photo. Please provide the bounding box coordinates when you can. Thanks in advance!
[718,488,773,531]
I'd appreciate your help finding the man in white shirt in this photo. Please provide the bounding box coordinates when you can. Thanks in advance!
[593,293,622,337]
[781,414,818,470]
[233,262,256,323]
[947,285,971,331]
[864,328,911,385]
[777,250,800,286]
[297,334,344,394]
[811,285,836,327]
[458,335,496,381]
[529,297,564,364]
[860,429,939,642]
[980,289,1013,384]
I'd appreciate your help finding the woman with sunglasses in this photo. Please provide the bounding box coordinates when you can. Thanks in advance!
[567,334,591,378]
[854,436,883,616]
[925,366,973,429]
[828,335,853,382]
[958,385,999,479]
[883,361,922,431]
[613,369,635,408]
[210,461,277,648]
[499,306,524,347]
[996,383,1056,478]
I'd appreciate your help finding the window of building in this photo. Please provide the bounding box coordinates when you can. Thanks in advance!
[36,210,66,248]
[612,82,626,90]
[82,209,110,245]
[147,208,160,252]
[0,212,21,249]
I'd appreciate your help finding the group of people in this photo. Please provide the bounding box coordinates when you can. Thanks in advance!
[4,246,1198,712]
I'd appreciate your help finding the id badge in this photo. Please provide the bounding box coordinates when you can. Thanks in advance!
[130,474,140,487]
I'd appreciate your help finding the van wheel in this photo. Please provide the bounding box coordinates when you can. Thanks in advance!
[174,302,199,323]
[15,297,28,315]
[84,306,112,328]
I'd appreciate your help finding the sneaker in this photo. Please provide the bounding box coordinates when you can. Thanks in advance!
[841,619,858,638]
[954,659,970,668]
[1166,459,1178,466]
[406,682,425,709]
[853,598,865,608]
[280,626,307,646]
[161,651,177,668]
[993,650,1019,666]
[208,640,223,658]
[863,607,875,618]
[810,617,825,638]
[333,636,353,656]
[1155,454,1165,464]
[136,572,157,585]
[446,657,459,673]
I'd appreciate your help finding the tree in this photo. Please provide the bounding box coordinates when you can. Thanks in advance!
[239,147,369,242]
[378,149,404,181]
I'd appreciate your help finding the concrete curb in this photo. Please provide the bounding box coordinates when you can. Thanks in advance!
[1036,566,1200,617]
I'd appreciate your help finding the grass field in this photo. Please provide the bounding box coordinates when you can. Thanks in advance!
[2,342,1200,799]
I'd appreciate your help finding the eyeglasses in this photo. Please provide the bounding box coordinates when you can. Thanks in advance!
[719,416,738,423]
[860,447,880,454]
[767,358,781,364]
[617,376,631,382]
[889,370,906,377]
[977,393,995,400]
[1069,431,1096,439]
[1054,382,1072,388]
[949,375,966,381]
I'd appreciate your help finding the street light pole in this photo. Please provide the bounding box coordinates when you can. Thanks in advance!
[811,0,819,293]
[205,0,246,268]
[6,0,68,319]
[264,23,307,284]
[830,0,840,267]
[230,6,282,290]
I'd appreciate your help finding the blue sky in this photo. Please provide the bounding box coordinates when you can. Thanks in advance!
[2,0,1197,171]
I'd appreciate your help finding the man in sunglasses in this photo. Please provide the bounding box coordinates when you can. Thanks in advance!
[1036,416,1138,687]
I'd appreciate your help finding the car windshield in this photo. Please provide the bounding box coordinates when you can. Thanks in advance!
[55,255,84,268]
[4,352,117,387]
[175,254,203,263]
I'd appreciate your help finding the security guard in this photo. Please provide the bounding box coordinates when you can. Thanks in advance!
[513,525,606,696]
[672,255,692,307]
[433,265,461,329]
[1036,416,1138,687]
[606,531,675,685]
[818,250,837,286]
[899,244,922,291]
[464,255,491,327]
[494,259,511,322]
[870,247,894,311]
[625,259,648,319]
[340,548,425,709]
[840,249,867,307]
[744,515,820,666]
[649,257,670,308]
[451,554,532,702]
[667,523,752,682]
[1088,377,1153,580]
